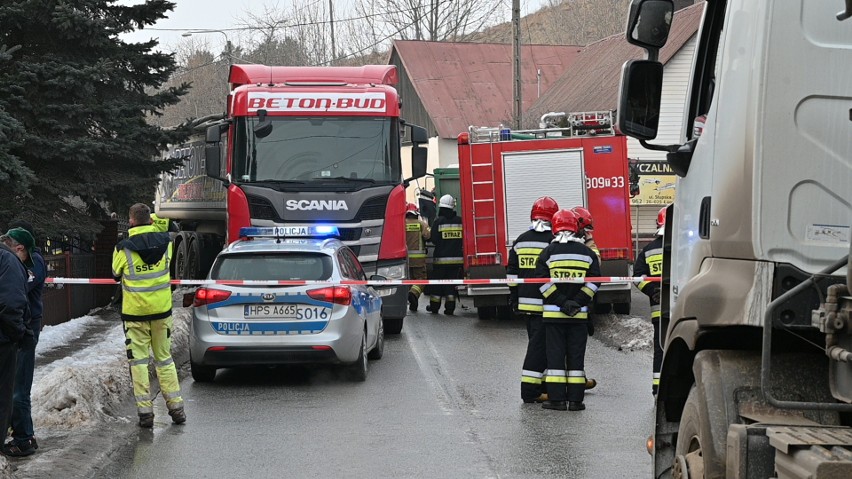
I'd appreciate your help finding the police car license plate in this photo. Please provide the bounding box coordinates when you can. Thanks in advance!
[243,304,330,320]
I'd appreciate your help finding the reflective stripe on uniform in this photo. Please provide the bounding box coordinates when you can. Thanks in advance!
[580,282,599,299]
[540,283,557,298]
[154,357,174,368]
[515,241,549,251]
[544,369,567,383]
[653,372,661,386]
[546,253,593,267]
[567,370,586,384]
[542,304,589,320]
[521,369,544,384]
[406,223,421,232]
[123,283,171,293]
[434,257,463,265]
[130,358,149,367]
[518,297,543,313]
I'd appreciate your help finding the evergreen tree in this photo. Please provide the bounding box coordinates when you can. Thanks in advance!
[0,44,32,200]
[0,0,190,237]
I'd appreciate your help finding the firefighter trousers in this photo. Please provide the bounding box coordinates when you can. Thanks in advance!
[544,322,588,403]
[652,318,663,393]
[124,317,183,415]
[408,264,427,299]
[521,314,546,400]
[427,264,462,314]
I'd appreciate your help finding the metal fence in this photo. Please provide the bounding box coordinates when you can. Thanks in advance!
[40,220,124,326]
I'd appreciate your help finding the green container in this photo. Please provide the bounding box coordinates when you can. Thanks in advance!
[433,167,460,209]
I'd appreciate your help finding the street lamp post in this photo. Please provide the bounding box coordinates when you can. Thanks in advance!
[181,30,233,64]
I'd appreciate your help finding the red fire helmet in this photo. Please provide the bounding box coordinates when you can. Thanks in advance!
[406,202,419,215]
[571,206,594,230]
[531,196,559,221]
[657,206,667,227]
[551,209,580,235]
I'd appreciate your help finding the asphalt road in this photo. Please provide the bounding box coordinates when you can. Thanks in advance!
[93,295,655,479]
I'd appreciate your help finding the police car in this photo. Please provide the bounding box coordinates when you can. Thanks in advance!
[189,226,388,382]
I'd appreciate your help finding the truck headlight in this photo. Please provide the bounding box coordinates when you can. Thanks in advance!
[377,263,406,279]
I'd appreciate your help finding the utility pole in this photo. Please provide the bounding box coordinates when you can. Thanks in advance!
[512,0,522,129]
[329,0,336,65]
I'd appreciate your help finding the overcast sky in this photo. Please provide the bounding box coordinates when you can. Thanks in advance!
[120,0,550,53]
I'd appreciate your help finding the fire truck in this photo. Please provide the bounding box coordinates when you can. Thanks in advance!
[155,64,428,333]
[455,111,634,319]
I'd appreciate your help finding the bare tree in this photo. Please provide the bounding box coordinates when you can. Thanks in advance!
[355,0,506,43]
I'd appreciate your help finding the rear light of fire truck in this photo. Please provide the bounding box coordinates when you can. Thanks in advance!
[599,248,631,261]
[467,253,502,267]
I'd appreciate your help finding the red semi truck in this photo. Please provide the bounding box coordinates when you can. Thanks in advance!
[455,111,634,319]
[155,64,428,333]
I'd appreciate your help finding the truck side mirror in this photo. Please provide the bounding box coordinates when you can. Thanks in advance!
[626,0,674,50]
[617,60,664,140]
[410,124,428,145]
[205,124,228,182]
[411,145,428,179]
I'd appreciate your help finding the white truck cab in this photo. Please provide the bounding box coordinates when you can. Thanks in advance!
[618,0,852,477]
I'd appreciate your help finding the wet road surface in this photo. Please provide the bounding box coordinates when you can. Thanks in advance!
[94,297,655,478]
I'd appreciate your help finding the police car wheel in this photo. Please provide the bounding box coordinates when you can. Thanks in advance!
[346,332,368,382]
[367,321,384,360]
[190,359,217,383]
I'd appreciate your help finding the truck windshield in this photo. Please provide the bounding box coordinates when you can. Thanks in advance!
[233,117,400,189]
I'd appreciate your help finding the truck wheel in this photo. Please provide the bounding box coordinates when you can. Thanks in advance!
[496,306,514,320]
[175,240,189,279]
[613,302,631,315]
[384,317,403,335]
[185,236,202,279]
[477,306,496,320]
[673,386,713,479]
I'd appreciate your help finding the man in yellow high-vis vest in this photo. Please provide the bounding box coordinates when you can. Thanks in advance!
[113,203,185,428]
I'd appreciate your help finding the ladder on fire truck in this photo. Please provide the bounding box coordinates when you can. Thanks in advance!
[466,139,501,266]
[467,111,615,144]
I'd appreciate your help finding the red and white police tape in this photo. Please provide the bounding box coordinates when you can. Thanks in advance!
[44,276,661,286]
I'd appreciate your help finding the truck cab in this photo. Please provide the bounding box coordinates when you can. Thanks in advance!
[618,0,852,476]
[156,65,427,332]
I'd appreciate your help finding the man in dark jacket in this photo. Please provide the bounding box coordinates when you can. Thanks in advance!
[1,222,46,456]
[427,194,464,315]
[534,209,601,412]
[0,241,28,454]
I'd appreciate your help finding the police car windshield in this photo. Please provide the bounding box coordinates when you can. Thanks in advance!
[211,253,333,281]
[233,117,401,190]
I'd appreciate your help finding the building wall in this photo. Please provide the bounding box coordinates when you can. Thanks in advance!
[628,35,697,237]
[401,137,461,203]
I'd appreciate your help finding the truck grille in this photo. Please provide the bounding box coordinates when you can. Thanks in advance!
[356,195,389,221]
[246,195,279,221]
[338,228,362,241]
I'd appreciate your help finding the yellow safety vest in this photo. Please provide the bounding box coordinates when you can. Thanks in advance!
[112,224,173,321]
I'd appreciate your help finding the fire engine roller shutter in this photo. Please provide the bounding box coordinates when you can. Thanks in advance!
[502,149,585,243]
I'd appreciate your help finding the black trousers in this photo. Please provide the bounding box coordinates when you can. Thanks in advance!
[544,322,588,403]
[520,314,546,400]
[427,264,462,312]
[652,318,663,391]
[0,341,18,446]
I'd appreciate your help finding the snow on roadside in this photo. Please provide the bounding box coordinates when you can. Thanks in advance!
[31,307,192,430]
[35,314,100,358]
[0,456,10,479]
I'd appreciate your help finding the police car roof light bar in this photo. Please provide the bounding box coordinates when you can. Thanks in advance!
[238,226,341,239]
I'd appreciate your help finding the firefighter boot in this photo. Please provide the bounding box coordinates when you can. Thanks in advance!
[541,400,568,411]
[138,413,154,428]
[168,406,186,425]
[408,291,418,312]
[444,298,456,316]
[585,378,597,390]
[568,401,586,411]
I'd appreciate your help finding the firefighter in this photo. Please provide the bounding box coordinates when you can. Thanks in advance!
[113,203,186,427]
[570,206,600,390]
[535,209,601,411]
[427,194,464,315]
[405,202,431,312]
[634,206,665,395]
[508,196,558,403]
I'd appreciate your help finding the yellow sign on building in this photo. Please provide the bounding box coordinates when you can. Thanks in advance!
[630,161,677,206]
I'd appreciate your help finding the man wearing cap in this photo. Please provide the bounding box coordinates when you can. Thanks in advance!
[0,224,46,457]
[0,232,28,457]
[113,203,185,428]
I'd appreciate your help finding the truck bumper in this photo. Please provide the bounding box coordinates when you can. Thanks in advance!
[381,284,408,320]
[594,282,632,304]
